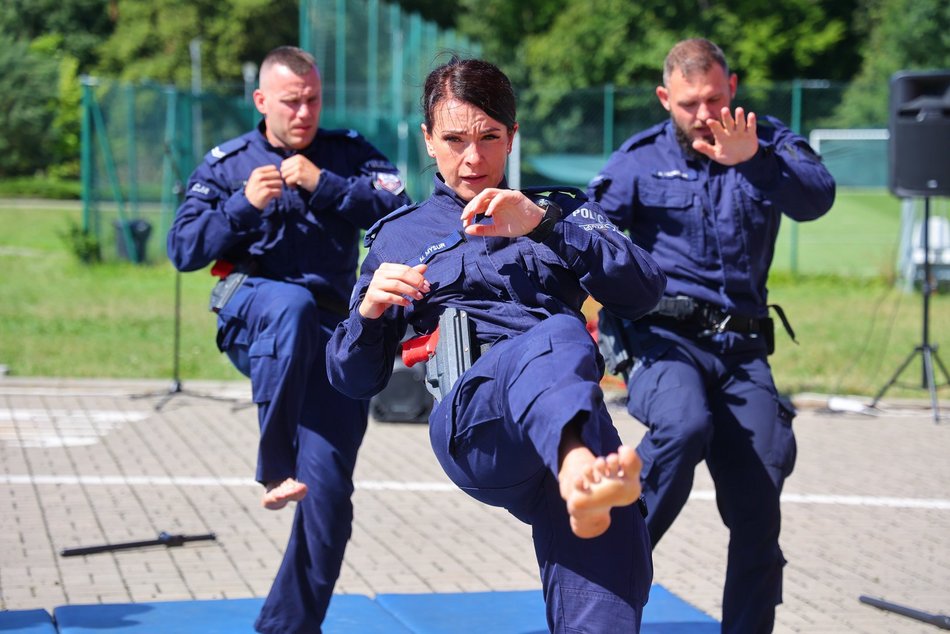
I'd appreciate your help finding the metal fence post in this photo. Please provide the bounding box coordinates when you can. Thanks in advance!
[789,79,803,276]
[80,77,95,236]
[603,83,615,159]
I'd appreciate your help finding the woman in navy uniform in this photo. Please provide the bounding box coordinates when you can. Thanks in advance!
[167,46,410,634]
[327,58,666,632]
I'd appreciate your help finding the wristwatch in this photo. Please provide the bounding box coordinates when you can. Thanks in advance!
[525,197,562,243]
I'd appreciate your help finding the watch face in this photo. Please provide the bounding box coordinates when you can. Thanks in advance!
[526,197,561,242]
[538,198,561,219]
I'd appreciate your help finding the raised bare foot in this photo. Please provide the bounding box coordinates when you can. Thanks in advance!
[262,478,308,510]
[559,445,642,539]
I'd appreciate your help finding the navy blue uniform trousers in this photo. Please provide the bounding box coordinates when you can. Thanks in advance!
[429,315,653,633]
[217,277,368,634]
[626,323,796,633]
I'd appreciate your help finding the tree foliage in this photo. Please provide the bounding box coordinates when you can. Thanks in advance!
[0,36,61,177]
[832,0,950,127]
[0,0,115,177]
[0,0,115,71]
[461,0,852,91]
[94,0,299,87]
[1,0,948,181]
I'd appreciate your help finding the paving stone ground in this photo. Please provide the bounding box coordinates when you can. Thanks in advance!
[1,377,948,633]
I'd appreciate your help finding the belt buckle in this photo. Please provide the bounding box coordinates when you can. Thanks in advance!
[713,314,732,333]
[698,311,730,338]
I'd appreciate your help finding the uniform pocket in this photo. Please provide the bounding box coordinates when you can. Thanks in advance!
[768,395,797,480]
[637,183,701,253]
[248,335,278,404]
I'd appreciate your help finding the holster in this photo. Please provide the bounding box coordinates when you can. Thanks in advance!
[423,307,479,402]
[209,272,248,313]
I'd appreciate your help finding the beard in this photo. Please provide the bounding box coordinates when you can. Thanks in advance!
[673,119,708,162]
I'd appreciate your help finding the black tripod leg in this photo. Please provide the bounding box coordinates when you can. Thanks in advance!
[870,347,919,408]
[933,348,950,387]
[922,347,941,423]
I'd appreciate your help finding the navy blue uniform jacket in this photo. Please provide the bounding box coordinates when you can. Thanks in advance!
[589,117,835,317]
[167,122,411,308]
[327,176,667,400]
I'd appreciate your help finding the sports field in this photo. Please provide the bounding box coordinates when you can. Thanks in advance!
[0,191,947,399]
[773,187,904,278]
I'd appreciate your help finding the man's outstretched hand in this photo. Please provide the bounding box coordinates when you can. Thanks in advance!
[693,106,759,166]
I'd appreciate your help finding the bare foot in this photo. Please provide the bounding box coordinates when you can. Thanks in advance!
[559,445,642,539]
[261,478,308,510]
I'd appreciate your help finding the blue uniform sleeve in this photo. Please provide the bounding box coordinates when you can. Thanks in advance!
[587,151,635,231]
[166,158,262,272]
[306,137,411,231]
[326,251,410,399]
[537,199,666,321]
[736,118,836,222]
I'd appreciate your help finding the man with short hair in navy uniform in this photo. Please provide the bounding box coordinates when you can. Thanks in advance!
[167,45,409,633]
[588,38,835,633]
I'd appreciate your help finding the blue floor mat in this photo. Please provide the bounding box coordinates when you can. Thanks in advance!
[53,595,411,634]
[44,584,717,633]
[377,590,547,634]
[376,585,718,633]
[0,609,57,634]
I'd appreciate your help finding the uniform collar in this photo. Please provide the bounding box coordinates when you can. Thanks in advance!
[255,119,313,158]
[430,173,509,209]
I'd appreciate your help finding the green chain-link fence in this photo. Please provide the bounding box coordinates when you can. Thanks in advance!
[80,77,256,264]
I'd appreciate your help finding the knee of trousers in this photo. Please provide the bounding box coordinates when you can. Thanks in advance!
[638,406,713,461]
[265,293,323,349]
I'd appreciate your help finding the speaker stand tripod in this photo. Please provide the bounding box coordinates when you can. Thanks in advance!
[870,197,950,423]
[132,267,243,411]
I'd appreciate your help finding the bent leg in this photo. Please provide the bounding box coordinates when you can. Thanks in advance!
[708,356,795,633]
[219,278,323,485]
[254,314,369,634]
[627,347,713,546]
[428,315,652,631]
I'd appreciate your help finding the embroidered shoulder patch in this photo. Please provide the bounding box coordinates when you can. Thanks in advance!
[373,172,405,195]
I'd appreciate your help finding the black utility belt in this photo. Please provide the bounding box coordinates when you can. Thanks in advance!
[649,311,764,335]
[648,296,763,335]
[646,296,798,354]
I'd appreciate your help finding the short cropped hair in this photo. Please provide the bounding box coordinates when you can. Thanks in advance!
[663,39,729,86]
[422,57,516,134]
[260,46,318,78]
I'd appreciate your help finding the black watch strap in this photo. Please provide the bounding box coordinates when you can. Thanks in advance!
[525,197,562,242]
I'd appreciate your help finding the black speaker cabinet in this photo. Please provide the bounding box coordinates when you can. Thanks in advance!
[888,70,950,197]
[369,357,433,423]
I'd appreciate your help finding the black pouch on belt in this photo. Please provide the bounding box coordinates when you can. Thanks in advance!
[209,272,248,313]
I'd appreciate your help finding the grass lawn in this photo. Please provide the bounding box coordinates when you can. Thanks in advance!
[773,187,905,278]
[0,201,242,382]
[1,192,948,399]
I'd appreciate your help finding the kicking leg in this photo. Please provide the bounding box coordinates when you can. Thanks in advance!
[558,423,642,538]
